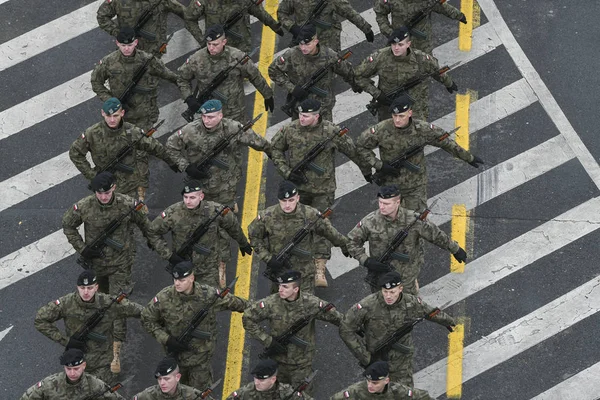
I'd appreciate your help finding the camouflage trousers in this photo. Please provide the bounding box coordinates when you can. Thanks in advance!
[277,361,314,395]
[95,262,133,342]
[204,190,239,266]
[179,356,214,391]
[127,102,160,189]
[192,257,221,289]
[297,190,335,260]
[388,350,414,387]
[88,365,115,385]
[314,26,343,52]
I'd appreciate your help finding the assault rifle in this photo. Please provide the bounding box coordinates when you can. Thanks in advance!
[406,0,448,39]
[259,303,335,359]
[165,206,231,273]
[369,127,459,185]
[223,0,264,41]
[77,202,146,270]
[281,50,352,117]
[365,63,456,116]
[288,127,349,184]
[283,370,318,400]
[200,378,222,399]
[263,207,333,282]
[288,0,329,47]
[133,0,163,40]
[364,200,438,286]
[181,48,259,122]
[82,376,133,400]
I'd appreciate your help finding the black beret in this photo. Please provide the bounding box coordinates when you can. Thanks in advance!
[60,349,85,367]
[276,270,301,284]
[77,270,97,286]
[251,359,278,379]
[297,24,317,44]
[171,261,194,279]
[297,98,321,113]
[389,94,413,114]
[205,25,225,41]
[117,26,136,44]
[378,271,403,289]
[387,27,410,44]
[377,185,401,199]
[364,361,389,380]
[90,172,115,193]
[155,357,178,378]
[181,180,203,195]
[278,180,298,200]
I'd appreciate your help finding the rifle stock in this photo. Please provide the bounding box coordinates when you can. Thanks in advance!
[284,370,318,400]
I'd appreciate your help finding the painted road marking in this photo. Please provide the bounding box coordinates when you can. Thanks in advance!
[529,360,600,400]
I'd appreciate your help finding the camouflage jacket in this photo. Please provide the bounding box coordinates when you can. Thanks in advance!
[20,372,124,400]
[347,207,459,284]
[69,121,177,195]
[62,193,153,269]
[34,292,142,371]
[243,292,342,365]
[339,292,455,365]
[356,118,474,189]
[268,45,355,112]
[166,118,271,198]
[330,380,432,400]
[141,282,248,367]
[177,46,273,118]
[271,119,364,194]
[97,0,204,55]
[133,383,205,399]
[227,381,313,399]
[248,203,348,264]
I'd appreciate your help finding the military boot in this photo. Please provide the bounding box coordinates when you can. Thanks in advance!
[219,261,227,288]
[137,186,149,213]
[110,341,123,373]
[314,259,328,288]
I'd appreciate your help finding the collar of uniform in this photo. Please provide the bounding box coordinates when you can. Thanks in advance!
[391,47,415,63]
[299,119,323,133]
[102,120,125,135]
[76,292,98,307]
[208,46,228,61]
[118,49,139,64]
[394,118,415,133]
[182,200,203,214]
[205,120,224,133]
[377,290,404,307]
[61,371,85,386]
[303,44,322,59]
[276,203,300,218]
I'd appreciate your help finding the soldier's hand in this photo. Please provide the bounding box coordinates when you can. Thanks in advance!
[185,164,210,179]
[340,246,350,258]
[289,24,302,38]
[267,257,285,272]
[376,92,392,106]
[166,336,189,354]
[273,23,285,37]
[459,13,468,24]
[288,171,307,184]
[469,156,484,168]
[264,97,275,113]
[291,85,309,101]
[350,80,364,94]
[168,163,180,173]
[363,174,374,184]
[268,337,287,355]
[453,247,467,263]
[81,246,102,260]
[239,242,253,256]
[184,95,202,113]
[66,336,86,351]
[365,29,375,43]
[446,82,459,94]
[364,258,391,273]
[168,253,186,266]
[378,162,399,177]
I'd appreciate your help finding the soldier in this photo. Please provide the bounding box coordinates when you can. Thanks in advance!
[330,361,432,399]
[339,272,456,386]
[147,180,253,289]
[69,97,180,199]
[347,185,466,295]
[20,349,125,400]
[356,95,483,211]
[248,180,349,293]
[270,99,364,287]
[91,26,180,204]
[354,27,458,121]
[178,25,275,123]
[133,357,207,399]
[268,24,361,122]
[97,0,205,56]
[141,261,249,390]
[243,271,342,393]
[374,0,467,54]
[226,359,314,399]
[278,0,374,52]
[184,0,284,53]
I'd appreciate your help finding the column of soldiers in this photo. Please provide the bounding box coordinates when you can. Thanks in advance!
[21,0,485,398]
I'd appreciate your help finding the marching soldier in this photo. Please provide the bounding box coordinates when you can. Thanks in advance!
[178,25,275,123]
[346,185,466,295]
[20,349,125,400]
[278,0,374,51]
[354,27,458,121]
[243,271,342,393]
[34,271,143,380]
[147,180,253,289]
[141,261,249,390]
[339,272,456,386]
[133,357,207,399]
[356,94,483,211]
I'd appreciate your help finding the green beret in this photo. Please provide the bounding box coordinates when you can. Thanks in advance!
[102,97,122,115]
[199,99,223,114]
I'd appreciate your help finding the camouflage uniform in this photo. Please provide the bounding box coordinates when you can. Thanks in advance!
[243,293,342,392]
[97,0,204,56]
[34,292,143,383]
[20,371,124,400]
[69,121,177,196]
[227,381,313,399]
[330,380,432,400]
[354,47,455,121]
[356,118,475,211]
[248,203,348,293]
[347,207,459,295]
[277,0,372,51]
[374,0,463,54]
[339,291,455,386]
[185,0,281,53]
[147,200,249,288]
[141,282,248,390]
[133,383,204,399]
[268,45,356,121]
[177,46,274,123]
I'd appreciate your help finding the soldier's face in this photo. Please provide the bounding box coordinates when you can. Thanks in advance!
[392,110,412,128]
[381,286,403,305]
[278,282,299,300]
[378,197,401,217]
[183,192,204,209]
[95,186,116,204]
[279,194,300,213]
[299,38,319,55]
[298,112,320,127]
[390,38,411,57]
[254,375,277,391]
[201,111,224,129]
[101,109,125,129]
[64,363,86,382]
[367,377,390,393]
[173,274,195,294]
[77,284,98,302]
[116,39,138,57]
[157,371,181,394]
[207,37,227,55]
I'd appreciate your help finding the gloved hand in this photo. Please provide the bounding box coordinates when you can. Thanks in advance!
[168,253,185,266]
[376,92,392,106]
[350,81,363,94]
[365,29,375,42]
[289,24,302,38]
[363,174,374,184]
[268,337,287,355]
[168,163,180,173]
[267,256,285,272]
[185,164,210,179]
[287,171,306,184]
[81,246,102,260]
[273,23,285,37]
[341,246,350,258]
[239,242,253,256]
[364,257,391,273]
[446,82,459,94]
[453,247,467,263]
[378,162,398,177]
[66,336,86,351]
[459,13,467,24]
[264,97,275,112]
[184,95,202,113]
[166,336,188,354]
[469,156,484,168]
[291,85,309,101]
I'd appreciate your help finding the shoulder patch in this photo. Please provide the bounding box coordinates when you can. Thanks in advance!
[356,303,362,310]
[37,381,43,388]
[106,0,112,3]
[185,58,190,64]
[54,299,61,305]
[429,123,435,130]
[73,204,78,211]
[259,301,265,309]
[195,0,202,6]
[344,390,350,398]
[134,396,138,400]
[153,296,159,303]
[368,56,374,62]
[426,54,431,60]
[177,129,183,137]
[370,127,375,134]
[417,297,422,304]
[98,59,102,65]
[161,211,167,219]
[319,301,323,308]
[408,389,413,397]
[357,221,362,227]
[80,133,85,139]
[257,214,261,220]
[279,56,285,64]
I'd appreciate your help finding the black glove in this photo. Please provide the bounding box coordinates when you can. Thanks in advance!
[289,24,301,38]
[291,85,309,101]
[365,29,375,43]
[459,13,467,24]
[341,246,350,258]
[168,163,180,173]
[184,95,202,113]
[168,253,185,265]
[81,246,102,260]
[350,81,363,94]
[287,171,306,184]
[264,97,275,112]
[240,242,253,256]
[274,25,285,37]
[363,174,374,184]
[469,156,484,168]
[166,336,188,354]
[376,92,392,106]
[446,82,459,94]
[378,162,398,177]
[267,256,285,272]
[185,164,210,179]
[268,338,287,355]
[66,336,86,351]
[364,257,391,273]
[453,247,467,263]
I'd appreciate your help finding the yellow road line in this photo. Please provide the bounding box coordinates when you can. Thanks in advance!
[446,322,466,398]
[222,2,278,396]
[454,92,470,150]
[450,204,467,273]
[459,0,474,51]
